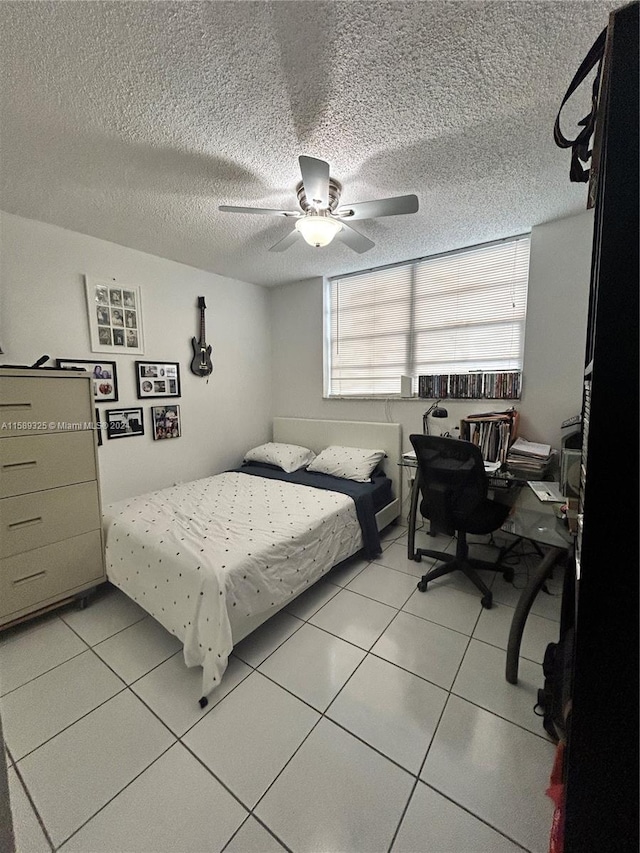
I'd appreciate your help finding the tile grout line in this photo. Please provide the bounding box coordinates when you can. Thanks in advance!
[199,569,553,783]
[54,603,290,847]
[388,583,545,853]
[385,608,505,852]
[11,545,552,852]
[414,780,534,853]
[180,595,428,844]
[252,572,522,712]
[8,626,221,766]
[22,641,546,853]
[220,811,293,853]
[409,598,484,786]
[8,679,130,765]
[59,600,149,643]
[244,595,469,833]
[53,740,177,851]
[447,687,557,744]
[6,748,56,853]
[250,618,535,853]
[0,644,89,701]
[12,663,183,851]
[0,603,150,701]
[307,584,486,645]
[7,627,200,850]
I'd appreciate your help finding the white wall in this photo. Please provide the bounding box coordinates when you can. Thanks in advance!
[0,213,273,504]
[521,210,594,446]
[1,209,593,507]
[269,210,595,454]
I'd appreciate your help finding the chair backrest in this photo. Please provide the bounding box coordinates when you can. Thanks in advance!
[409,434,488,534]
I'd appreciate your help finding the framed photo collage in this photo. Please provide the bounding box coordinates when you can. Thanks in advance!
[57,356,182,443]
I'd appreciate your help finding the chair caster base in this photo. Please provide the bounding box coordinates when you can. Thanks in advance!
[502,567,514,583]
[199,697,208,709]
[417,578,428,592]
[413,554,422,563]
[481,594,493,609]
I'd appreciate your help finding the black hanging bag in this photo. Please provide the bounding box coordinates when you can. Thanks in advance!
[553,28,607,183]
[538,626,575,743]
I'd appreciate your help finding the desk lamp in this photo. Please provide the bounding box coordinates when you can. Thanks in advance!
[423,400,448,434]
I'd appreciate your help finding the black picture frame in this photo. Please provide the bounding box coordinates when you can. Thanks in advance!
[56,358,119,403]
[135,361,181,399]
[151,404,181,440]
[105,407,145,440]
[96,408,102,446]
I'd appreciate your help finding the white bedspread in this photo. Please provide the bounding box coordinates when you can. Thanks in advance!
[104,471,362,697]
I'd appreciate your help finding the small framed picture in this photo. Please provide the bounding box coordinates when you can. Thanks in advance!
[135,361,181,399]
[56,358,119,403]
[105,407,145,440]
[151,405,181,440]
[85,276,144,355]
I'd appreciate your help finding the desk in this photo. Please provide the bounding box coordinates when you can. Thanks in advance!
[494,486,573,683]
[401,460,573,684]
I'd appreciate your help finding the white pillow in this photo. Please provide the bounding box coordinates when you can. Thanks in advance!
[243,442,316,473]
[307,445,385,483]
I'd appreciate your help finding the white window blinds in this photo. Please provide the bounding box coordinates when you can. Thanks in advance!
[326,235,530,397]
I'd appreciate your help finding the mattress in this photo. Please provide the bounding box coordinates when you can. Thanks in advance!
[234,463,393,557]
[103,470,365,698]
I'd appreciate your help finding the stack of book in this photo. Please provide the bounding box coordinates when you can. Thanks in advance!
[459,409,519,464]
[506,437,553,477]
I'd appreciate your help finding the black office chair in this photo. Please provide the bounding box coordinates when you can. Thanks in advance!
[409,434,513,608]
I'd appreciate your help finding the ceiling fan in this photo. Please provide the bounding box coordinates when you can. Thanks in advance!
[219,155,419,254]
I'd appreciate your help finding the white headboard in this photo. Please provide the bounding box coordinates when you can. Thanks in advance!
[273,417,402,515]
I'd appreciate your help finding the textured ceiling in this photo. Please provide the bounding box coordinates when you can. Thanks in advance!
[0,1,615,287]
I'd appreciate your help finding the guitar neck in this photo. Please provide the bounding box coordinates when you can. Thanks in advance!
[200,308,206,345]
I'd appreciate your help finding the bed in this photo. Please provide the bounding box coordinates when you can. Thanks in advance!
[103,418,402,705]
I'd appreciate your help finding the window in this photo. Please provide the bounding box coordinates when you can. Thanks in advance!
[325,234,530,397]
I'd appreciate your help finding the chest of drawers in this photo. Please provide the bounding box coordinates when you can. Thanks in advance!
[0,368,106,628]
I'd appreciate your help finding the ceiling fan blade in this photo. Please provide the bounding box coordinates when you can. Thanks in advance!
[268,229,301,253]
[219,205,299,216]
[298,156,330,208]
[337,223,375,254]
[335,194,419,221]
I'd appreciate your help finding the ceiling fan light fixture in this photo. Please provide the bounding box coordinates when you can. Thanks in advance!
[295,213,342,248]
[220,156,418,254]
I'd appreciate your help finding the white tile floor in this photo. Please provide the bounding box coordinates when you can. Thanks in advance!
[1,521,565,853]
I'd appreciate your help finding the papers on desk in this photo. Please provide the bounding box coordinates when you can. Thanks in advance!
[528,481,566,502]
[507,437,553,478]
[403,451,501,474]
[509,438,552,458]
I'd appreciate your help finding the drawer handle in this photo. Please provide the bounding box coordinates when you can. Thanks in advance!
[8,516,43,529]
[2,460,37,469]
[0,403,32,409]
[13,570,47,586]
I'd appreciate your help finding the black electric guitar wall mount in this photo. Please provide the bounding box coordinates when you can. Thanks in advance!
[190,296,213,377]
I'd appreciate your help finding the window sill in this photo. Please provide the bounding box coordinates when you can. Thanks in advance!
[324,395,522,402]
[324,395,421,401]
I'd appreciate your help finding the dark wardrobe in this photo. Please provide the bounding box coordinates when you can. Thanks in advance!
[561,3,638,851]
